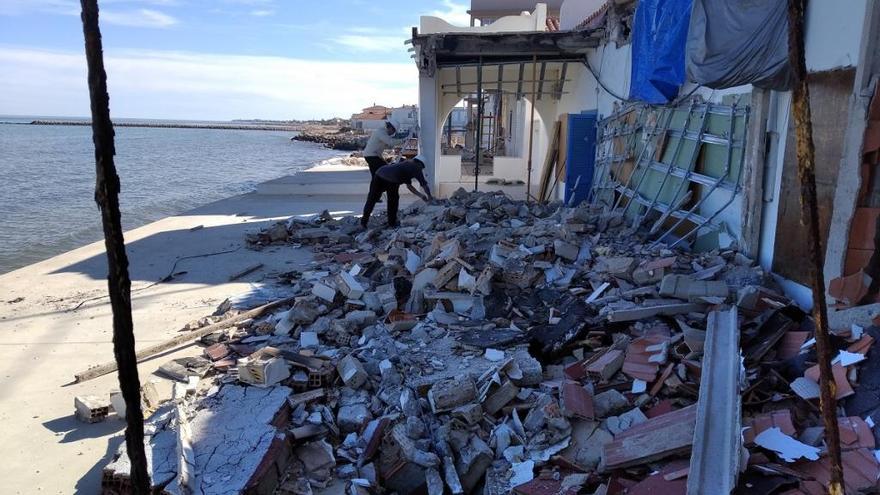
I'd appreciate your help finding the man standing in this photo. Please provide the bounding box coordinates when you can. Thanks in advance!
[362,154,433,229]
[363,118,406,177]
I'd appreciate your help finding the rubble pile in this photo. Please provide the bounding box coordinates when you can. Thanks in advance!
[293,127,368,151]
[102,189,880,494]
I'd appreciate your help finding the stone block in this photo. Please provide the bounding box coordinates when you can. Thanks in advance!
[337,354,368,389]
[337,272,366,300]
[75,395,110,423]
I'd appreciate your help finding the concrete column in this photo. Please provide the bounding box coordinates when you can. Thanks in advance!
[823,0,880,301]
[418,72,440,194]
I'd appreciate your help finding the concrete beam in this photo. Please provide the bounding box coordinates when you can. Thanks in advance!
[687,309,741,495]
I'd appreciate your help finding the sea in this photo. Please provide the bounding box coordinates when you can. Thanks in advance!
[0,116,343,275]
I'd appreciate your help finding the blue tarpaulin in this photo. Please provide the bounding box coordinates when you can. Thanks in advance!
[629,0,693,104]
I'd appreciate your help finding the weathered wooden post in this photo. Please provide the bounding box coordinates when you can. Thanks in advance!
[79,0,151,492]
[786,0,845,493]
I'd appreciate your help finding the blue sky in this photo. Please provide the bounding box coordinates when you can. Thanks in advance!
[0,0,470,120]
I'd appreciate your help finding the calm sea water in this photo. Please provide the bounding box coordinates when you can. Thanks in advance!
[0,117,341,274]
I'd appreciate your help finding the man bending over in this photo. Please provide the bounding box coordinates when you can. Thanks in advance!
[361,154,433,229]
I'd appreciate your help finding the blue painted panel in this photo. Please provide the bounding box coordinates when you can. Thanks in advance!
[565,112,598,206]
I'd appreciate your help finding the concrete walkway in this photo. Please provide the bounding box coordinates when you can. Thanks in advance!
[0,192,372,494]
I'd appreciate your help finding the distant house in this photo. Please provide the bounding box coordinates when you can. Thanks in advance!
[389,105,419,132]
[350,105,391,131]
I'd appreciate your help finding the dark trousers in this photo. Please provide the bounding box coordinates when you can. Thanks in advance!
[362,176,400,227]
[365,156,387,176]
[365,156,388,202]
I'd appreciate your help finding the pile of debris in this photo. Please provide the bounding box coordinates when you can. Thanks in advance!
[100,189,880,494]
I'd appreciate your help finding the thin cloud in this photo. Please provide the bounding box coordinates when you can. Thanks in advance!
[334,34,405,53]
[329,1,473,55]
[250,9,274,17]
[0,45,418,120]
[425,0,470,26]
[101,8,179,28]
[0,0,79,16]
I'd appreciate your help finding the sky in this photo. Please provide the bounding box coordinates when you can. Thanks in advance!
[0,0,472,120]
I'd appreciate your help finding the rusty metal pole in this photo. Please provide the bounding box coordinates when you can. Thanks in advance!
[80,0,151,492]
[786,0,845,493]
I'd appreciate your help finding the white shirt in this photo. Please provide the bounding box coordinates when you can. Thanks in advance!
[363,126,405,157]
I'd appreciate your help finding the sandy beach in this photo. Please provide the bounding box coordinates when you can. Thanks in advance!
[0,188,371,493]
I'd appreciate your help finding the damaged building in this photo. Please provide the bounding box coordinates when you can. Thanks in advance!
[89,0,880,494]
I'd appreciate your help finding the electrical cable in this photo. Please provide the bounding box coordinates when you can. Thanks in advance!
[584,55,704,107]
[583,56,630,102]
[68,246,242,311]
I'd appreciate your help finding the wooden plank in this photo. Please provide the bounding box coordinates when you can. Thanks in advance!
[538,120,561,201]
[603,405,697,469]
[74,296,297,383]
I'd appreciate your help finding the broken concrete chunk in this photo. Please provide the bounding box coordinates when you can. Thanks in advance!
[458,269,477,292]
[337,354,368,389]
[553,239,579,261]
[484,348,505,362]
[300,331,319,349]
[452,403,483,425]
[593,389,629,418]
[345,310,377,327]
[455,435,493,493]
[296,439,336,473]
[596,256,636,278]
[412,268,439,291]
[483,381,520,415]
[561,421,613,470]
[604,407,648,435]
[659,274,728,302]
[428,376,477,413]
[291,299,322,325]
[510,351,543,386]
[312,282,337,303]
[337,404,372,434]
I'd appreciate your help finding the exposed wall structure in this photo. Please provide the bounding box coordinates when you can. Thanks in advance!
[823,0,880,307]
[772,70,855,286]
[413,0,876,308]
